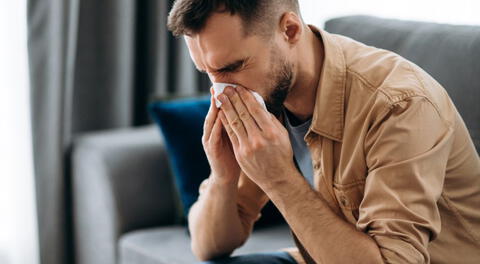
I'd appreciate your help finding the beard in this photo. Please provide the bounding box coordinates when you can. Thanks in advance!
[264,49,294,118]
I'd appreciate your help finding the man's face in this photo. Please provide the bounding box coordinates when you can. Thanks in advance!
[185,12,294,116]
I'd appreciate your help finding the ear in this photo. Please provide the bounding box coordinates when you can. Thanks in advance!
[278,11,303,45]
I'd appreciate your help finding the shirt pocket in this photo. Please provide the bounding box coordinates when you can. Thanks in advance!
[332,181,365,224]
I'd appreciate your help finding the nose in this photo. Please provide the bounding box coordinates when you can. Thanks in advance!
[208,74,227,84]
[206,72,238,85]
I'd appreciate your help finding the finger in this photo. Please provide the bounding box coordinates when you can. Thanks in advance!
[210,114,223,144]
[269,112,283,130]
[203,96,216,139]
[219,109,239,149]
[218,90,248,143]
[225,86,261,135]
[203,94,218,142]
[235,85,272,131]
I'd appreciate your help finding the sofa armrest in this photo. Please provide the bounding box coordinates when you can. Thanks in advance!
[72,125,180,264]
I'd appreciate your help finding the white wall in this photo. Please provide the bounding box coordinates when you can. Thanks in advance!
[300,0,480,27]
[0,0,39,264]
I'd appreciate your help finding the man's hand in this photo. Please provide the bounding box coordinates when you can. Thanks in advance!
[217,85,297,190]
[202,87,241,185]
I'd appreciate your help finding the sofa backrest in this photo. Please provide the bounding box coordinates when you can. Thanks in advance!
[324,15,480,154]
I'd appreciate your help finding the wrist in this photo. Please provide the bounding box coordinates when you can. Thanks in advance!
[209,172,239,189]
[205,174,239,202]
[261,166,301,194]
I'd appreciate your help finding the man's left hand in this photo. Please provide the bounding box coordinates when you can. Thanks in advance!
[217,85,296,190]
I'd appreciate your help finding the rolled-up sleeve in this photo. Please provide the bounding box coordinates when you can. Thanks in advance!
[358,96,454,263]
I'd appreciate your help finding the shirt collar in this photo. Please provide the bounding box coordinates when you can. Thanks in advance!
[304,24,347,143]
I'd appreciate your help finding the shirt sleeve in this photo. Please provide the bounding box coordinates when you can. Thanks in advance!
[357,96,454,263]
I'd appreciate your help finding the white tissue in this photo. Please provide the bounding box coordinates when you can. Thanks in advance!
[212,83,267,111]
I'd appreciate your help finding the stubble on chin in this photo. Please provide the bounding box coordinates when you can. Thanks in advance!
[265,61,293,118]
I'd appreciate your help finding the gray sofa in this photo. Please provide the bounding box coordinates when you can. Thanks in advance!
[72,16,480,264]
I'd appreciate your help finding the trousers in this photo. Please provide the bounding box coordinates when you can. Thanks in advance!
[196,251,297,264]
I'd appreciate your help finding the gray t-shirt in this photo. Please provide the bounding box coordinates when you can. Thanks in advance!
[282,107,314,187]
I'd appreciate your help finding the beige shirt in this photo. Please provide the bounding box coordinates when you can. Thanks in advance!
[198,25,480,264]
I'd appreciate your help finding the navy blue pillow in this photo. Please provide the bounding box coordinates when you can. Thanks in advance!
[148,95,211,217]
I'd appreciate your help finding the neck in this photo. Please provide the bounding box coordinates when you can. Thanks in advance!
[283,24,324,123]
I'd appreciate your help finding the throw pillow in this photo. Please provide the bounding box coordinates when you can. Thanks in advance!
[148,95,211,217]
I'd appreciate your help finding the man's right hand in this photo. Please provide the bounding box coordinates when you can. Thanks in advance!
[202,87,241,184]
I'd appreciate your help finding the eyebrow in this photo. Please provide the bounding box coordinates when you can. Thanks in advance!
[197,58,247,74]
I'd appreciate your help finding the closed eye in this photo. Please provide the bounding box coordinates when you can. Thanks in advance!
[215,59,247,74]
[196,57,249,75]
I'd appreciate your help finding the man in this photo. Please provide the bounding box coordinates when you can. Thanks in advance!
[167,1,480,263]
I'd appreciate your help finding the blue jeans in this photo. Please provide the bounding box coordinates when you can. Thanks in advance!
[196,251,297,264]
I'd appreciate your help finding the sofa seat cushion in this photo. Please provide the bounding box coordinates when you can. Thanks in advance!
[119,224,295,264]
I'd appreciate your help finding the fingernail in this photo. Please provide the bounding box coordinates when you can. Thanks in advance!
[224,87,234,96]
[219,94,227,102]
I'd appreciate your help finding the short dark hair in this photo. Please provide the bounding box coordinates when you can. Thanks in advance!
[167,0,300,38]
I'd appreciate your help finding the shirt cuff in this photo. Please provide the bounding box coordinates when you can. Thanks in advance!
[373,235,427,264]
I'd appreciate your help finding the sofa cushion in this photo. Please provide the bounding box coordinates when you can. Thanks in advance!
[324,15,480,153]
[119,224,295,264]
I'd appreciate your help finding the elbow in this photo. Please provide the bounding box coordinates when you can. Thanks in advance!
[189,229,246,262]
[191,240,213,261]
[190,242,211,262]
[191,240,235,262]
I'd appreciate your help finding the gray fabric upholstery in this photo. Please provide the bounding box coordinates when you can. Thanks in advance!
[119,224,295,264]
[324,15,480,153]
[73,126,181,264]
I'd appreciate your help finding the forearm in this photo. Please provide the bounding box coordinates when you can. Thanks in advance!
[264,171,383,264]
[188,175,247,261]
